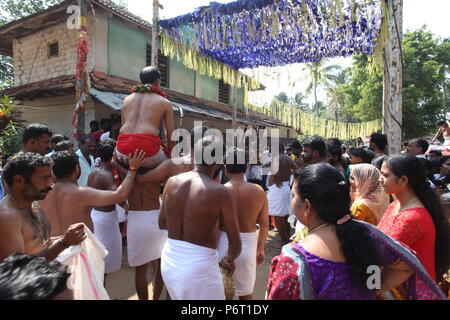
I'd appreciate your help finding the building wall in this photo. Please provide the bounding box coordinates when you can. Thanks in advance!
[12,22,83,86]
[168,58,196,96]
[17,95,95,137]
[107,16,149,82]
[197,73,219,103]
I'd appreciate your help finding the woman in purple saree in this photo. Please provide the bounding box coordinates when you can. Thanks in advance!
[267,164,446,300]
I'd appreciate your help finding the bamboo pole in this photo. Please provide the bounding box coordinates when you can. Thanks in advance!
[382,0,403,155]
[151,0,160,67]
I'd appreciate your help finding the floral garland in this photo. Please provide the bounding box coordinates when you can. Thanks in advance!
[132,84,168,98]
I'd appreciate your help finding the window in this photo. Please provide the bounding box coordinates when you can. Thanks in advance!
[218,80,229,104]
[48,42,59,57]
[146,44,169,88]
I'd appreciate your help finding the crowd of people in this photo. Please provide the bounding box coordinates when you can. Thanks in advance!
[0,66,449,300]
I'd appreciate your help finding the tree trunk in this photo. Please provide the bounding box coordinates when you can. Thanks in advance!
[382,0,403,155]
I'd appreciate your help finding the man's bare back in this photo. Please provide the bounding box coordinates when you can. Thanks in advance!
[88,168,117,212]
[269,155,295,187]
[224,181,267,233]
[40,183,94,236]
[121,93,172,137]
[160,171,237,249]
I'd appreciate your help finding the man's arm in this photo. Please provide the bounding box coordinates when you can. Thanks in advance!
[256,193,269,266]
[79,150,145,207]
[431,128,442,143]
[158,178,171,230]
[136,159,173,184]
[36,223,86,261]
[164,102,175,151]
[220,188,242,266]
[0,213,25,261]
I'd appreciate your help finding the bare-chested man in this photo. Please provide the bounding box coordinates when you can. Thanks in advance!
[116,66,174,169]
[217,148,269,300]
[112,126,209,300]
[0,153,85,262]
[87,139,124,275]
[159,136,242,300]
[267,144,297,244]
[39,150,145,236]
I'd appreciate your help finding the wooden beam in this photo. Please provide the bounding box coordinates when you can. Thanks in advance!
[382,0,403,155]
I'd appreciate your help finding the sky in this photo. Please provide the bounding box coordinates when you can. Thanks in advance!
[125,0,450,105]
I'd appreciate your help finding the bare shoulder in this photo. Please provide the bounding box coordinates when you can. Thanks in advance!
[248,182,266,195]
[0,200,22,226]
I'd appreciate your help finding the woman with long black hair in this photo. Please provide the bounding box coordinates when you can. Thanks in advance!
[267,163,446,300]
[378,154,450,292]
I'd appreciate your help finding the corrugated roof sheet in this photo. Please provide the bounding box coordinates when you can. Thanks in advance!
[90,88,275,128]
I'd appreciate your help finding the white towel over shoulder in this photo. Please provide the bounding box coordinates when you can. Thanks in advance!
[55,225,110,300]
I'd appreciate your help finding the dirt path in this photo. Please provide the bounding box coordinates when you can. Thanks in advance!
[105,230,283,300]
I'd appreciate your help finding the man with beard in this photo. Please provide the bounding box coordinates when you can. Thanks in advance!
[302,136,328,165]
[39,150,145,236]
[0,153,85,261]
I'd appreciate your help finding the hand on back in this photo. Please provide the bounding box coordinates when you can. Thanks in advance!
[128,149,146,170]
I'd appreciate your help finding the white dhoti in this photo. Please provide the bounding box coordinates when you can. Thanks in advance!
[217,231,258,296]
[161,238,225,300]
[267,181,291,217]
[127,210,167,267]
[116,204,127,223]
[90,209,122,274]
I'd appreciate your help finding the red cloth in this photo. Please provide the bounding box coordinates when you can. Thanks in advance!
[89,130,104,143]
[378,200,437,281]
[116,133,161,158]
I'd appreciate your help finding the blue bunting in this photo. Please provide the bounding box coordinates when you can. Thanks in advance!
[159,0,382,69]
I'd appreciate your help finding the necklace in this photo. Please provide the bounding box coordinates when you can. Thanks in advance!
[398,196,420,212]
[7,194,28,210]
[307,223,330,235]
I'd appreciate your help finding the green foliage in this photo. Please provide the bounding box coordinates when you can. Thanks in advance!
[0,96,27,160]
[274,92,289,103]
[302,59,342,114]
[336,28,449,139]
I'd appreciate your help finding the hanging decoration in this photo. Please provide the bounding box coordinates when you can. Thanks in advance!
[132,84,168,98]
[72,2,90,140]
[159,0,383,69]
[249,99,382,140]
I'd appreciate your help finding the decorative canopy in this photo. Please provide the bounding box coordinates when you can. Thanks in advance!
[159,0,383,69]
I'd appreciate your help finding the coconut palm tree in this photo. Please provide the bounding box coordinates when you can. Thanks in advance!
[303,59,341,115]
[326,70,348,121]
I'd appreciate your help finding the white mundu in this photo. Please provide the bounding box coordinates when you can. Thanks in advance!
[267,181,290,217]
[127,209,167,267]
[161,238,225,300]
[217,231,258,297]
[90,209,122,274]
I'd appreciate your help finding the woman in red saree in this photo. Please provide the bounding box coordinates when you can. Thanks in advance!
[378,154,450,297]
